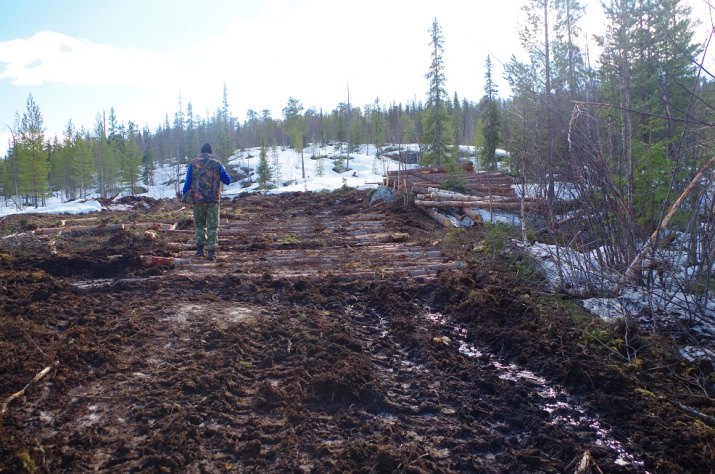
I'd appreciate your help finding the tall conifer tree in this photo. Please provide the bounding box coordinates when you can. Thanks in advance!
[481,55,501,171]
[422,18,453,166]
[17,94,49,207]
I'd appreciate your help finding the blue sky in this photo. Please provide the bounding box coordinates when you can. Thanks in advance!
[1,0,712,151]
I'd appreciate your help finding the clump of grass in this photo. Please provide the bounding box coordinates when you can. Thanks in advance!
[17,449,37,473]
[277,234,299,244]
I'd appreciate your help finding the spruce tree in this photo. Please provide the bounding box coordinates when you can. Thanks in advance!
[481,55,501,171]
[216,82,232,161]
[599,0,699,230]
[422,18,453,166]
[256,140,273,189]
[17,94,49,208]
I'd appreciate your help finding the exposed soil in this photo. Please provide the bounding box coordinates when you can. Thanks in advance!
[0,190,713,473]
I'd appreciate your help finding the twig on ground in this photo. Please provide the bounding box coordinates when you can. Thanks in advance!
[0,361,59,417]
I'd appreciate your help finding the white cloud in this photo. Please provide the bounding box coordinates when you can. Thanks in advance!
[0,31,179,88]
[0,0,526,139]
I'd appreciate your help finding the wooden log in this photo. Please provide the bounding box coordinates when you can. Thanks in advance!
[445,209,469,225]
[422,207,456,227]
[126,222,162,229]
[427,188,466,199]
[430,193,514,202]
[389,168,512,184]
[35,224,126,235]
[167,242,194,250]
[424,162,475,174]
[462,208,483,223]
[471,171,506,178]
[431,195,532,204]
[416,199,487,208]
[160,229,195,234]
[140,255,191,266]
[465,173,512,180]
[462,180,515,187]
[387,162,474,176]
[464,185,515,193]
[422,196,535,205]
[353,232,410,242]
[34,227,66,235]
[416,199,526,210]
[465,181,514,189]
[59,217,100,224]
[428,188,514,202]
[35,221,180,236]
[405,169,447,186]
[410,186,432,195]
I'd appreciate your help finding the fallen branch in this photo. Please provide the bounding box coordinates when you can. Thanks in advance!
[671,400,715,426]
[617,154,715,293]
[1,361,59,417]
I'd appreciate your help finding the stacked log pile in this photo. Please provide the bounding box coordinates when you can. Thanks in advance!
[385,165,540,227]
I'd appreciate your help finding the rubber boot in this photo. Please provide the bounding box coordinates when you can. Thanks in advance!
[206,249,216,261]
[194,244,204,257]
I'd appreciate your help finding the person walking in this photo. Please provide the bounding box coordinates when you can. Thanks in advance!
[182,143,231,260]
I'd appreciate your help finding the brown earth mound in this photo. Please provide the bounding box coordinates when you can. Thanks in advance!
[0,190,712,473]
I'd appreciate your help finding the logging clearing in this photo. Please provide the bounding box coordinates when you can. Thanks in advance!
[0,191,712,473]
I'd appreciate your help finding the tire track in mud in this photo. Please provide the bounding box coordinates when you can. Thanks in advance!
[335,301,630,472]
[109,191,644,471]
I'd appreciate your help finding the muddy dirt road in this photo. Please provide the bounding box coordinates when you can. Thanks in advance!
[1,191,713,472]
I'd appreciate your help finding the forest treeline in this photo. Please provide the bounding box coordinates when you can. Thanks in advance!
[2,0,714,259]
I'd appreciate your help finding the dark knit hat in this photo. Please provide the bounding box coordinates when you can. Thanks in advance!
[200,143,212,154]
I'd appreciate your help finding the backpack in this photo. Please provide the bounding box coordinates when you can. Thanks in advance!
[190,156,222,203]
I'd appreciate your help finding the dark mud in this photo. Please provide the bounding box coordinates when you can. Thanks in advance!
[0,191,713,473]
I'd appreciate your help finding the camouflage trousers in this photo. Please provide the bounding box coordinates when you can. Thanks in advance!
[193,202,220,250]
